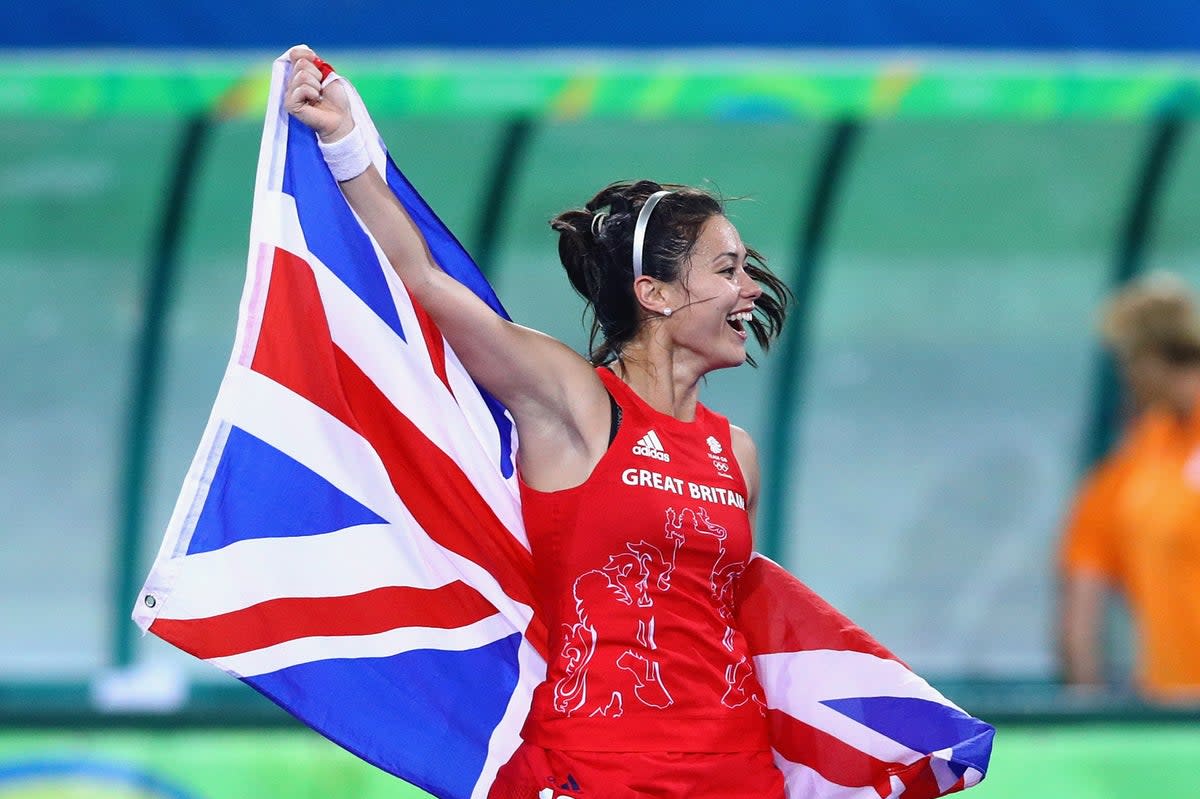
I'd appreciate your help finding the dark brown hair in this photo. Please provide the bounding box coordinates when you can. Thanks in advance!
[550,179,790,365]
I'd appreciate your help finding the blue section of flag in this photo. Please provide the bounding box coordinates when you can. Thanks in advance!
[950,726,995,777]
[282,116,406,341]
[246,632,523,799]
[188,425,387,555]
[478,391,516,479]
[382,156,509,320]
[382,153,517,478]
[822,696,995,773]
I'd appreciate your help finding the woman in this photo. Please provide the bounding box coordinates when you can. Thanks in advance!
[1059,272,1200,702]
[285,45,792,798]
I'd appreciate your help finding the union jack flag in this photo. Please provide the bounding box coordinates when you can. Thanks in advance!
[134,54,993,799]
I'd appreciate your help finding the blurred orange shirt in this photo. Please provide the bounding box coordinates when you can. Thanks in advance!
[1060,404,1200,699]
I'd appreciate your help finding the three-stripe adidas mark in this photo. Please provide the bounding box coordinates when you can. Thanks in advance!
[538,773,582,798]
[632,429,671,462]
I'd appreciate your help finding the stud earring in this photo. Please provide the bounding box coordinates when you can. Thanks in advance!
[663,308,672,316]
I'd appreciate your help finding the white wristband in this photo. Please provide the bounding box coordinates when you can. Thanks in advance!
[318,124,371,182]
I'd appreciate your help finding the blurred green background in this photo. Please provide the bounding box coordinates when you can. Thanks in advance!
[0,725,1197,798]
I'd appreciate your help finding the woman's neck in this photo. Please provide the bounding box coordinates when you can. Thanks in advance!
[612,348,704,422]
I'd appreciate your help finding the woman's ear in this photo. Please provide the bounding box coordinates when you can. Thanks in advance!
[633,275,673,318]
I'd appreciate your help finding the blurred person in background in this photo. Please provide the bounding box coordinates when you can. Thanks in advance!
[1058,272,1200,703]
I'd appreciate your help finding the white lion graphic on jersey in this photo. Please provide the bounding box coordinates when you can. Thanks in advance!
[553,506,760,717]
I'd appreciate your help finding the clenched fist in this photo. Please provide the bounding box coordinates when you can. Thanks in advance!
[284,44,354,143]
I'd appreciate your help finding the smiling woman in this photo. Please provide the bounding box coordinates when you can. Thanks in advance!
[284,44,795,798]
[549,180,789,369]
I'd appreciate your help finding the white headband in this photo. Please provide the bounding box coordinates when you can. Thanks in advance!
[632,190,672,280]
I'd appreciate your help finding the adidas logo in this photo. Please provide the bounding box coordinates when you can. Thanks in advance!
[632,429,671,462]
[539,774,582,798]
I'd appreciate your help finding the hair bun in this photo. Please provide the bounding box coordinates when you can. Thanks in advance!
[590,211,608,239]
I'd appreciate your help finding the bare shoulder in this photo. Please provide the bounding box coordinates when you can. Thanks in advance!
[729,424,761,484]
[728,424,762,520]
[729,424,759,462]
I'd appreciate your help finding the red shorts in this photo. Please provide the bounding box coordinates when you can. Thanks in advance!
[488,742,786,799]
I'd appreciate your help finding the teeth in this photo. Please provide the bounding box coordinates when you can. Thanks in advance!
[726,311,752,322]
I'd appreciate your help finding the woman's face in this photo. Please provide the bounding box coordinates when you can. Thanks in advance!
[663,215,763,371]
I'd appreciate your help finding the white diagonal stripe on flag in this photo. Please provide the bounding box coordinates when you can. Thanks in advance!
[209,613,519,677]
[157,524,461,621]
[755,649,962,764]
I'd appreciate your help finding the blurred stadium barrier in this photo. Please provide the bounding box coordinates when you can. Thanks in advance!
[2,51,1199,793]
[0,725,1198,798]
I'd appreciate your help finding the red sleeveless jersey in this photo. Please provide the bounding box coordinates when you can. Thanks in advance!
[519,368,769,753]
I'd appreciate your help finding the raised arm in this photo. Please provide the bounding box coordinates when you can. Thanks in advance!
[283,46,609,488]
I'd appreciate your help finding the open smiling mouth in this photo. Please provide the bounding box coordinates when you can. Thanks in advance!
[726,310,752,335]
